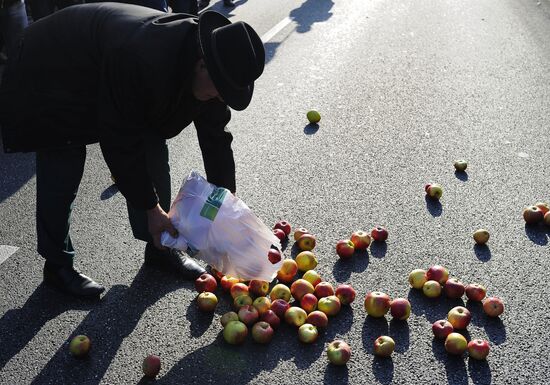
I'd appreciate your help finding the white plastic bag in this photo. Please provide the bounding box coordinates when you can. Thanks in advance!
[161,171,283,281]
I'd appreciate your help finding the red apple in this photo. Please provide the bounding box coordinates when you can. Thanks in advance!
[468,339,490,360]
[523,206,544,224]
[298,323,318,343]
[371,226,388,242]
[335,284,356,305]
[291,279,315,301]
[300,293,318,313]
[424,183,432,193]
[223,320,248,345]
[364,291,391,317]
[251,321,274,344]
[483,297,504,317]
[233,294,253,310]
[327,340,351,365]
[274,220,291,236]
[293,227,310,241]
[318,295,341,316]
[273,228,286,241]
[276,259,298,283]
[544,211,550,226]
[350,230,371,251]
[267,248,282,264]
[314,282,335,298]
[142,354,161,378]
[197,292,218,312]
[284,307,307,327]
[426,265,449,285]
[297,233,316,251]
[465,283,487,302]
[271,299,291,319]
[260,310,281,329]
[238,305,259,326]
[230,283,249,299]
[432,320,454,340]
[408,269,427,289]
[422,280,442,298]
[221,276,240,292]
[252,296,272,315]
[389,298,411,320]
[536,202,550,215]
[194,273,217,293]
[302,270,322,287]
[447,306,471,329]
[269,283,291,302]
[210,268,224,281]
[444,278,465,299]
[249,280,270,297]
[220,311,239,327]
[445,332,467,355]
[373,336,395,357]
[69,335,91,358]
[306,310,329,329]
[335,239,355,260]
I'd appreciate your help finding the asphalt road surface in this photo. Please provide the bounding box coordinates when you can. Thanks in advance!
[1,0,550,384]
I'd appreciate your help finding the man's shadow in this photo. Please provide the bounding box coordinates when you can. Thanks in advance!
[290,0,334,34]
[0,135,36,204]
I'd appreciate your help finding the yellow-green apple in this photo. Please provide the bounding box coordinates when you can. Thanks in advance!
[314,282,335,298]
[249,280,269,297]
[223,320,248,345]
[293,227,309,241]
[298,323,318,343]
[253,296,272,315]
[318,295,341,316]
[268,248,282,264]
[221,311,239,327]
[364,291,391,317]
[483,297,504,317]
[233,294,253,310]
[422,280,441,298]
[335,284,356,305]
[408,269,427,289]
[307,310,329,329]
[260,310,281,329]
[69,335,91,358]
[468,339,490,360]
[221,275,240,292]
[373,336,395,357]
[238,305,259,326]
[295,251,318,272]
[197,292,218,312]
[276,259,298,283]
[473,229,490,245]
[447,306,471,329]
[545,211,550,226]
[389,298,411,320]
[523,206,544,224]
[273,228,286,241]
[536,202,550,215]
[142,354,161,378]
[274,220,291,236]
[371,226,388,242]
[432,320,454,339]
[444,332,467,355]
[230,283,249,299]
[284,307,307,327]
[327,340,351,365]
[427,183,443,200]
[444,278,465,299]
[307,110,321,123]
[465,283,486,302]
[426,265,449,285]
[194,273,217,293]
[454,160,468,172]
[291,279,315,301]
[271,299,290,319]
[350,230,371,251]
[300,293,318,313]
[297,234,316,251]
[336,240,355,260]
[251,321,274,344]
[270,284,291,302]
[302,270,322,287]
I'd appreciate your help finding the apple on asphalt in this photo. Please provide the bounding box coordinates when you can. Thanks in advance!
[350,230,371,251]
[336,240,355,260]
[389,298,411,321]
[364,291,391,317]
[194,273,217,293]
[373,336,395,357]
[252,296,272,316]
[297,234,316,251]
[290,279,315,301]
[272,228,286,241]
[408,269,427,289]
[223,320,248,345]
[432,320,454,340]
[468,339,490,360]
[277,259,298,283]
[318,295,341,316]
[444,332,468,355]
[426,265,449,285]
[69,335,91,358]
[422,280,442,298]
[327,340,351,365]
[473,229,490,245]
[251,321,274,344]
[483,297,504,317]
[238,305,260,326]
[454,160,468,172]
[267,248,282,264]
[335,284,356,305]
[293,227,309,241]
[465,283,487,302]
[302,270,322,287]
[142,354,161,378]
[230,283,249,299]
[447,306,471,329]
[260,310,281,329]
[270,299,290,319]
[273,220,291,236]
[295,251,318,272]
[314,281,335,298]
[307,310,329,329]
[426,183,443,200]
[300,293,318,313]
[221,311,239,327]
[270,283,291,302]
[523,206,544,224]
[197,292,218,312]
[221,275,240,292]
[298,323,319,344]
[248,280,269,297]
[284,307,308,327]
[371,226,388,242]
[233,294,253,310]
[535,202,550,215]
[444,278,465,299]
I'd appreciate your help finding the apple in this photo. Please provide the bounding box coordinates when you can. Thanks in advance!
[427,183,443,200]
[424,183,432,193]
[223,320,248,345]
[233,294,253,310]
[291,279,315,301]
[260,310,281,329]
[230,283,249,299]
[327,340,351,365]
[271,299,291,319]
[295,251,318,272]
[238,305,259,326]
[220,311,239,327]
[197,292,218,312]
[69,335,91,358]
[447,306,471,329]
[483,297,504,317]
[300,293,318,313]
[302,270,322,287]
[274,220,291,236]
[252,296,272,315]
[454,160,468,172]
[371,226,388,242]
[545,211,550,226]
[408,269,428,289]
[473,229,490,245]
[468,339,490,360]
[536,202,550,215]
[465,283,487,302]
[194,273,217,293]
[432,320,454,340]
[267,248,282,264]
[221,276,240,292]
[444,332,468,355]
[293,227,310,241]
[297,234,316,251]
[426,265,449,285]
[298,323,318,343]
[210,268,224,281]
[277,259,298,283]
[335,284,356,305]
[307,110,321,123]
[373,336,395,357]
[364,291,391,317]
[444,278,465,299]
[317,295,341,316]
[270,284,291,302]
[273,228,286,241]
[284,307,307,327]
[523,206,544,224]
[142,354,161,378]
[307,310,329,329]
[251,321,274,344]
[350,230,371,251]
[336,240,355,260]
[314,282,335,298]
[422,280,441,298]
[389,298,411,320]
[249,280,269,297]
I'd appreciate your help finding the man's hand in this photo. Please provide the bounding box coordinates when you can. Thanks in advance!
[146,204,178,250]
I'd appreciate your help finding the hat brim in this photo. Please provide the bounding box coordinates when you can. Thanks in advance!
[198,11,253,111]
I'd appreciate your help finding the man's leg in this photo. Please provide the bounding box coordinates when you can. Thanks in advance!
[0,0,28,60]
[36,146,105,297]
[169,0,198,15]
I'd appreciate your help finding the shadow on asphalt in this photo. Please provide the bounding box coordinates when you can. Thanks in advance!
[369,241,387,258]
[524,223,549,246]
[0,135,36,204]
[332,250,369,282]
[388,319,410,353]
[473,244,491,262]
[361,317,394,383]
[466,301,506,346]
[100,184,119,200]
[425,196,443,217]
[304,123,319,135]
[323,364,349,383]
[407,289,465,324]
[432,338,469,385]
[468,358,492,385]
[454,171,469,182]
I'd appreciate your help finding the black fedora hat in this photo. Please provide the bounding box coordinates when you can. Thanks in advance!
[198,11,265,111]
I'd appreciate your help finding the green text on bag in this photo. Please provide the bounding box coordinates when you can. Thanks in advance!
[200,187,228,221]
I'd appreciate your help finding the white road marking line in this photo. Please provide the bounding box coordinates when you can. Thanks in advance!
[0,245,19,265]
[261,16,292,43]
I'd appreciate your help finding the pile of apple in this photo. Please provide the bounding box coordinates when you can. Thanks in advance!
[334,226,388,259]
[409,265,504,359]
[523,202,550,226]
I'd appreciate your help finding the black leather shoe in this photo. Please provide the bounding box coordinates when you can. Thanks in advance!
[144,243,206,280]
[43,264,105,298]
[223,0,235,6]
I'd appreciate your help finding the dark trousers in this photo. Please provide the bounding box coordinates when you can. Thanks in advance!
[36,135,171,267]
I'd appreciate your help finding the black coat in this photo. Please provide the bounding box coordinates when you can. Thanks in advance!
[0,3,235,209]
